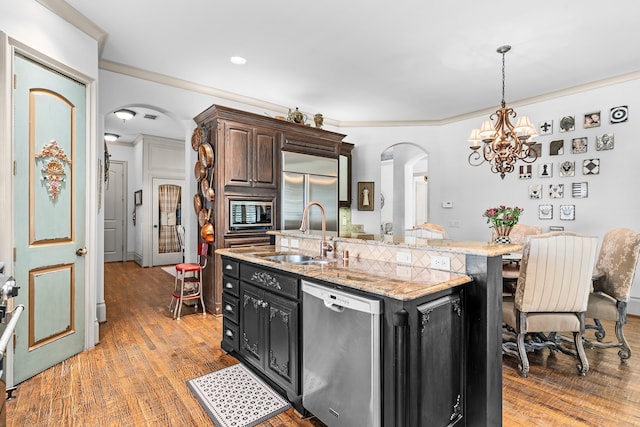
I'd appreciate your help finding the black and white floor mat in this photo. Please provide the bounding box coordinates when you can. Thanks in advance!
[187,364,291,427]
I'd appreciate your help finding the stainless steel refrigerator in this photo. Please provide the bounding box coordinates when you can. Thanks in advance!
[281,151,338,232]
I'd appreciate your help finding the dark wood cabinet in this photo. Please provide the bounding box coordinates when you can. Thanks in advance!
[223,121,278,189]
[194,105,346,315]
[239,281,299,394]
[221,256,302,410]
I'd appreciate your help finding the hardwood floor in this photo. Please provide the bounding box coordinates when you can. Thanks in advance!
[7,261,640,426]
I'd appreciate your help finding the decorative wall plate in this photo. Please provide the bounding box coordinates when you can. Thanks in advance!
[519,164,532,180]
[528,184,542,199]
[559,116,575,132]
[583,158,600,175]
[596,133,614,151]
[610,106,628,124]
[538,120,553,135]
[538,204,553,220]
[549,140,564,156]
[549,184,564,199]
[559,205,575,220]
[559,161,575,177]
[539,163,553,178]
[572,182,588,198]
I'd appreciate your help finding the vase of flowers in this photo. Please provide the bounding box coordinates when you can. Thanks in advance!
[483,205,523,244]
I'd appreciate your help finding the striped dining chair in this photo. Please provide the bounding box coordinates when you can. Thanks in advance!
[502,231,598,377]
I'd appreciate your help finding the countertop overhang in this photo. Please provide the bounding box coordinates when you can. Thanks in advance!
[217,245,474,301]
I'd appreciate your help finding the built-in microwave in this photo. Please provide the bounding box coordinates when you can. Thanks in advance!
[229,200,274,230]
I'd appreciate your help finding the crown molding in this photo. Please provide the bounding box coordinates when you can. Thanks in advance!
[37,1,640,128]
[36,0,108,55]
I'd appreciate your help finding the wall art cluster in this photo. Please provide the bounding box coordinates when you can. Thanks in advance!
[519,105,628,222]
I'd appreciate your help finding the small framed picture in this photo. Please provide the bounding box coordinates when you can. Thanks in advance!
[559,205,576,221]
[571,137,587,154]
[528,143,542,159]
[528,184,542,199]
[134,190,143,206]
[596,133,614,151]
[519,164,532,180]
[357,182,374,211]
[559,161,575,177]
[583,158,600,175]
[539,204,553,220]
[610,106,628,124]
[572,182,588,198]
[539,163,553,178]
[538,120,553,135]
[583,111,601,128]
[549,140,564,156]
[549,184,564,199]
[559,116,575,132]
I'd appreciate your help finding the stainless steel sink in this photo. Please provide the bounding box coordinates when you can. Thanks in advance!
[264,254,329,265]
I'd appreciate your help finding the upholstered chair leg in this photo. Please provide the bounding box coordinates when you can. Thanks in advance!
[590,318,606,341]
[516,332,530,377]
[573,331,589,376]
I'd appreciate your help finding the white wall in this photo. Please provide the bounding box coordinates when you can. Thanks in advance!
[344,77,640,313]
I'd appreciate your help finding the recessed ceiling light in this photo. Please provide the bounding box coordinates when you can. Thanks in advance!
[230,56,247,65]
[104,133,119,142]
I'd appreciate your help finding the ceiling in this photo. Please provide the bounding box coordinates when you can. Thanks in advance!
[53,0,640,138]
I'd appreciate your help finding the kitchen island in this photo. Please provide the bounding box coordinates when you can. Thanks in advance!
[217,235,516,427]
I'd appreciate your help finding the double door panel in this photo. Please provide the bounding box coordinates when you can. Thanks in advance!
[224,121,278,189]
[239,281,299,393]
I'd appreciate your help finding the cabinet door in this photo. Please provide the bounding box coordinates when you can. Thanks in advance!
[417,294,464,426]
[264,292,299,393]
[253,127,278,189]
[224,122,252,187]
[239,282,265,369]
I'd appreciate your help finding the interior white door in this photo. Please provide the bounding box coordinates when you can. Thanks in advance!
[12,54,86,384]
[151,178,184,266]
[104,160,126,262]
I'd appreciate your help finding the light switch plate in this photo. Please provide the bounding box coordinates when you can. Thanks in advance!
[396,251,412,264]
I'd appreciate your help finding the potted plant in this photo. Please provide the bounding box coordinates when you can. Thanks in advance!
[483,205,524,243]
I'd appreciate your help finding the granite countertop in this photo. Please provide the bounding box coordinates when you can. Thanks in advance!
[216,246,473,301]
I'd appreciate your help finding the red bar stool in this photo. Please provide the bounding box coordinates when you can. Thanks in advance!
[169,242,208,320]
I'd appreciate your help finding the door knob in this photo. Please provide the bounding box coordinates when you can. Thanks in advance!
[76,247,87,256]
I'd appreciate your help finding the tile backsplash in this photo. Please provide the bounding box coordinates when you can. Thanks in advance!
[275,233,466,274]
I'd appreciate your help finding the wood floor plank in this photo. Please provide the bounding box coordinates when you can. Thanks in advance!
[6,261,640,426]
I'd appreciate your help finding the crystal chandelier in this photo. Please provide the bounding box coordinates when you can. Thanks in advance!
[468,45,538,179]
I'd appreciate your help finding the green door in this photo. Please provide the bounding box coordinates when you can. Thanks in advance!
[12,54,86,384]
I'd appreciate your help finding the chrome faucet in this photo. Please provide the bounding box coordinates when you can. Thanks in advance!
[299,201,333,258]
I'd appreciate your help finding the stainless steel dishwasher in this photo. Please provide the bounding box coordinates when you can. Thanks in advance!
[302,280,382,427]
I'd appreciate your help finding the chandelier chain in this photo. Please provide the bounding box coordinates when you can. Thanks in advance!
[501,50,506,108]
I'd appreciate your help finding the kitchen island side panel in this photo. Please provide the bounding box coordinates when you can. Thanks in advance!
[464,254,503,427]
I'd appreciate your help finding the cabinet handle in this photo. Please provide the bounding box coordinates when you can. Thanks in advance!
[225,282,233,289]
[225,329,234,337]
[225,265,233,270]
[225,304,233,312]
